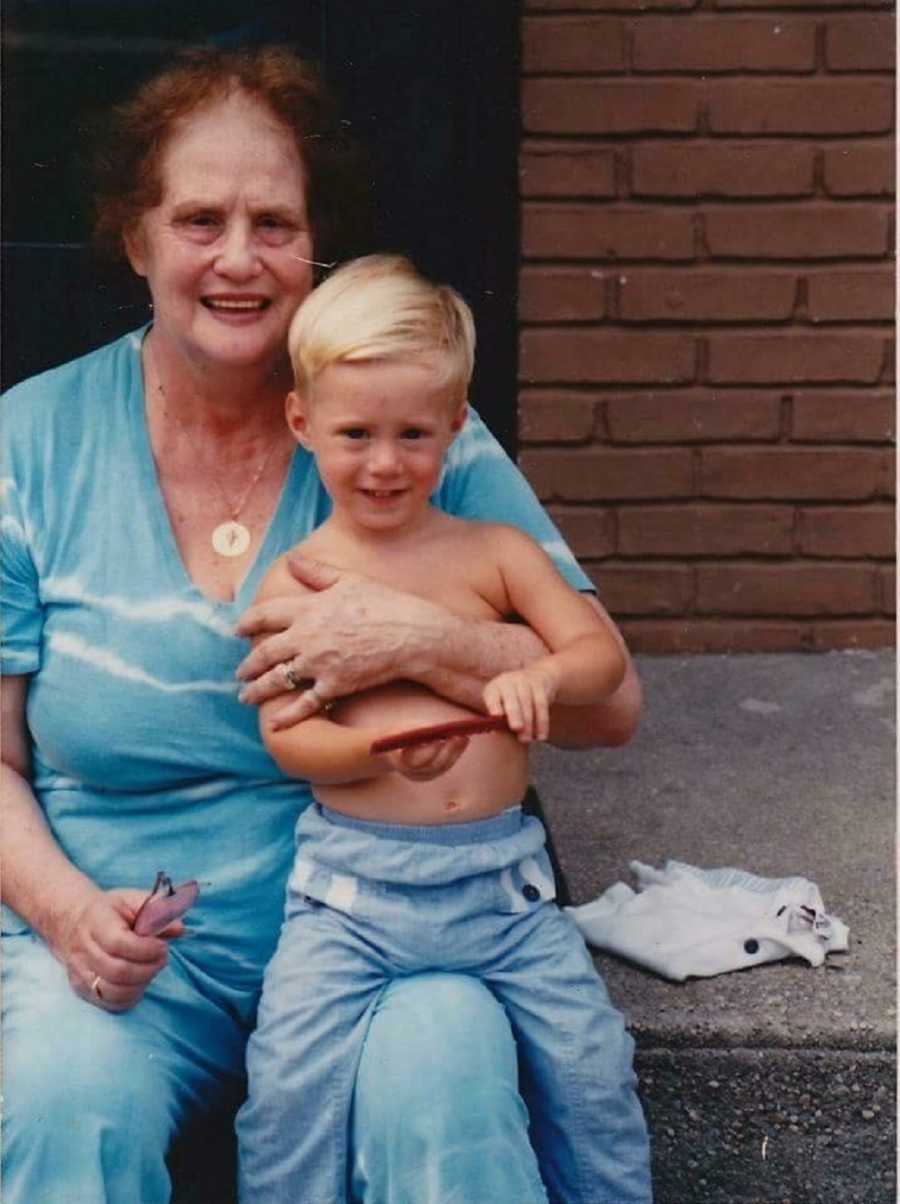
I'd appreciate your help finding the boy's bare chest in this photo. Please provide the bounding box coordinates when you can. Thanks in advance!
[307,533,508,622]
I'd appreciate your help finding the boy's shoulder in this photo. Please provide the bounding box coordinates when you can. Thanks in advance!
[445,516,542,558]
[254,546,316,602]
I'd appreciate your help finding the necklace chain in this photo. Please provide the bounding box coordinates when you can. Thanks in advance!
[148,345,285,557]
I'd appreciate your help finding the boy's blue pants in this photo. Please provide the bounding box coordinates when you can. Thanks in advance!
[237,804,653,1204]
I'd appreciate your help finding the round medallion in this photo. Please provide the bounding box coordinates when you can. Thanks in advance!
[211,520,251,558]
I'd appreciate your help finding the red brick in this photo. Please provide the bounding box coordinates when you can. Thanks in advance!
[585,564,694,615]
[708,80,893,135]
[823,143,895,198]
[791,392,895,443]
[606,391,780,442]
[619,269,796,321]
[797,506,895,557]
[523,79,700,135]
[704,206,889,260]
[806,270,895,323]
[879,566,896,614]
[547,506,615,558]
[521,330,696,384]
[825,16,896,71]
[717,0,889,13]
[519,267,607,322]
[878,449,896,497]
[701,447,887,500]
[520,448,695,500]
[523,204,695,261]
[622,619,811,654]
[707,334,884,385]
[810,619,895,650]
[696,563,877,615]
[520,144,616,198]
[522,17,627,73]
[632,142,814,199]
[528,0,698,8]
[618,504,794,556]
[634,17,816,72]
[518,391,598,443]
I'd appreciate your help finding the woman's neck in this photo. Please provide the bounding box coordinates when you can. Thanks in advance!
[144,328,292,440]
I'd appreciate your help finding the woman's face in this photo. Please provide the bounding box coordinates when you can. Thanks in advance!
[126,91,314,376]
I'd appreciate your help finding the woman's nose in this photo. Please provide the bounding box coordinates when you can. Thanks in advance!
[214,221,260,279]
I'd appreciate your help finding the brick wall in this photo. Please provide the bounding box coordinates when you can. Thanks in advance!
[518,3,895,654]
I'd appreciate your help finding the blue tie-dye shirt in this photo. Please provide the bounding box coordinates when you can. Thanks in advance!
[1,327,591,1018]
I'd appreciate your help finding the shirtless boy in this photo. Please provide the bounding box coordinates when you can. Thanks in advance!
[236,255,653,1204]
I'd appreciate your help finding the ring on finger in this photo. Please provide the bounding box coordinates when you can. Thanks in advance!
[278,662,305,691]
[90,974,104,999]
[307,684,330,713]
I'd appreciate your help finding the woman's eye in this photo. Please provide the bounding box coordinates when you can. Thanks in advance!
[257,215,297,243]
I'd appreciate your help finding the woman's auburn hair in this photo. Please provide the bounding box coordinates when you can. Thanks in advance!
[92,44,372,267]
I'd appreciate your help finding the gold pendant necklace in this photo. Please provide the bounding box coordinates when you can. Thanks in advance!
[149,347,283,558]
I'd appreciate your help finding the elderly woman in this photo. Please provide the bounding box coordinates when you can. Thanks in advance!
[1,46,642,1204]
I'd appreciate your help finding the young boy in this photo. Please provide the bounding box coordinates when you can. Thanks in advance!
[236,256,652,1204]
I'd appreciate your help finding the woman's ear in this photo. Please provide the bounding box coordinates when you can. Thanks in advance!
[123,223,148,278]
[285,390,313,449]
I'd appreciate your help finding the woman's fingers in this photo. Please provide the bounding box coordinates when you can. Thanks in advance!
[234,596,309,640]
[236,634,308,688]
[63,889,173,1012]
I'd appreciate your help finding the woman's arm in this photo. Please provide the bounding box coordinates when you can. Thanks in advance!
[2,675,177,1011]
[236,556,641,747]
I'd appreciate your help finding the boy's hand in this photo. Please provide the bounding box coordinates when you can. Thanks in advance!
[483,666,559,743]
[384,735,470,782]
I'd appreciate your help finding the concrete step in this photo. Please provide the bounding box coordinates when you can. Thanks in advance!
[533,650,896,1204]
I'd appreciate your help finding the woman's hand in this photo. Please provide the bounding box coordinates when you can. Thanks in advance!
[483,665,560,744]
[384,735,470,782]
[236,555,454,729]
[51,888,182,1013]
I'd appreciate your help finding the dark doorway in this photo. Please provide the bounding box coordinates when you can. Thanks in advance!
[2,2,521,450]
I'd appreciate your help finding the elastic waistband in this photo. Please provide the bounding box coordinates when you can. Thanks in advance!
[317,803,524,846]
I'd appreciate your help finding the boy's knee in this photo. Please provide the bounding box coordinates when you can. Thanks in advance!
[355,973,520,1130]
[368,972,515,1080]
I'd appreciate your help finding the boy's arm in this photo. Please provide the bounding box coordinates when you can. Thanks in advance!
[260,704,387,784]
[483,527,627,740]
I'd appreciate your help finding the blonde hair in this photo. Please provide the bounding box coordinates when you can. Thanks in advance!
[288,254,476,400]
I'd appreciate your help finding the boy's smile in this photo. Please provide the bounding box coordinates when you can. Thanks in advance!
[287,359,467,535]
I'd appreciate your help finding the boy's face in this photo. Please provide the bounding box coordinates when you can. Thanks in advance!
[286,359,466,534]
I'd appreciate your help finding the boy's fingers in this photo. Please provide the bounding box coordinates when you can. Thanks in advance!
[535,692,550,742]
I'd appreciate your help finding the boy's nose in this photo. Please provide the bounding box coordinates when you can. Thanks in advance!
[369,441,401,473]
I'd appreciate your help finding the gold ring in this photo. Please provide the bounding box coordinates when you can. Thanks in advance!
[90,974,104,998]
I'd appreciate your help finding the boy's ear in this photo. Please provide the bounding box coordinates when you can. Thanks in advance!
[449,400,468,437]
[285,390,313,449]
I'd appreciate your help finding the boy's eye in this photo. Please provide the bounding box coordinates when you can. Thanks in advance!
[400,428,427,440]
[341,428,368,440]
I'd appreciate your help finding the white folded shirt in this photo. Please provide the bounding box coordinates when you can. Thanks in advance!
[567,860,850,982]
